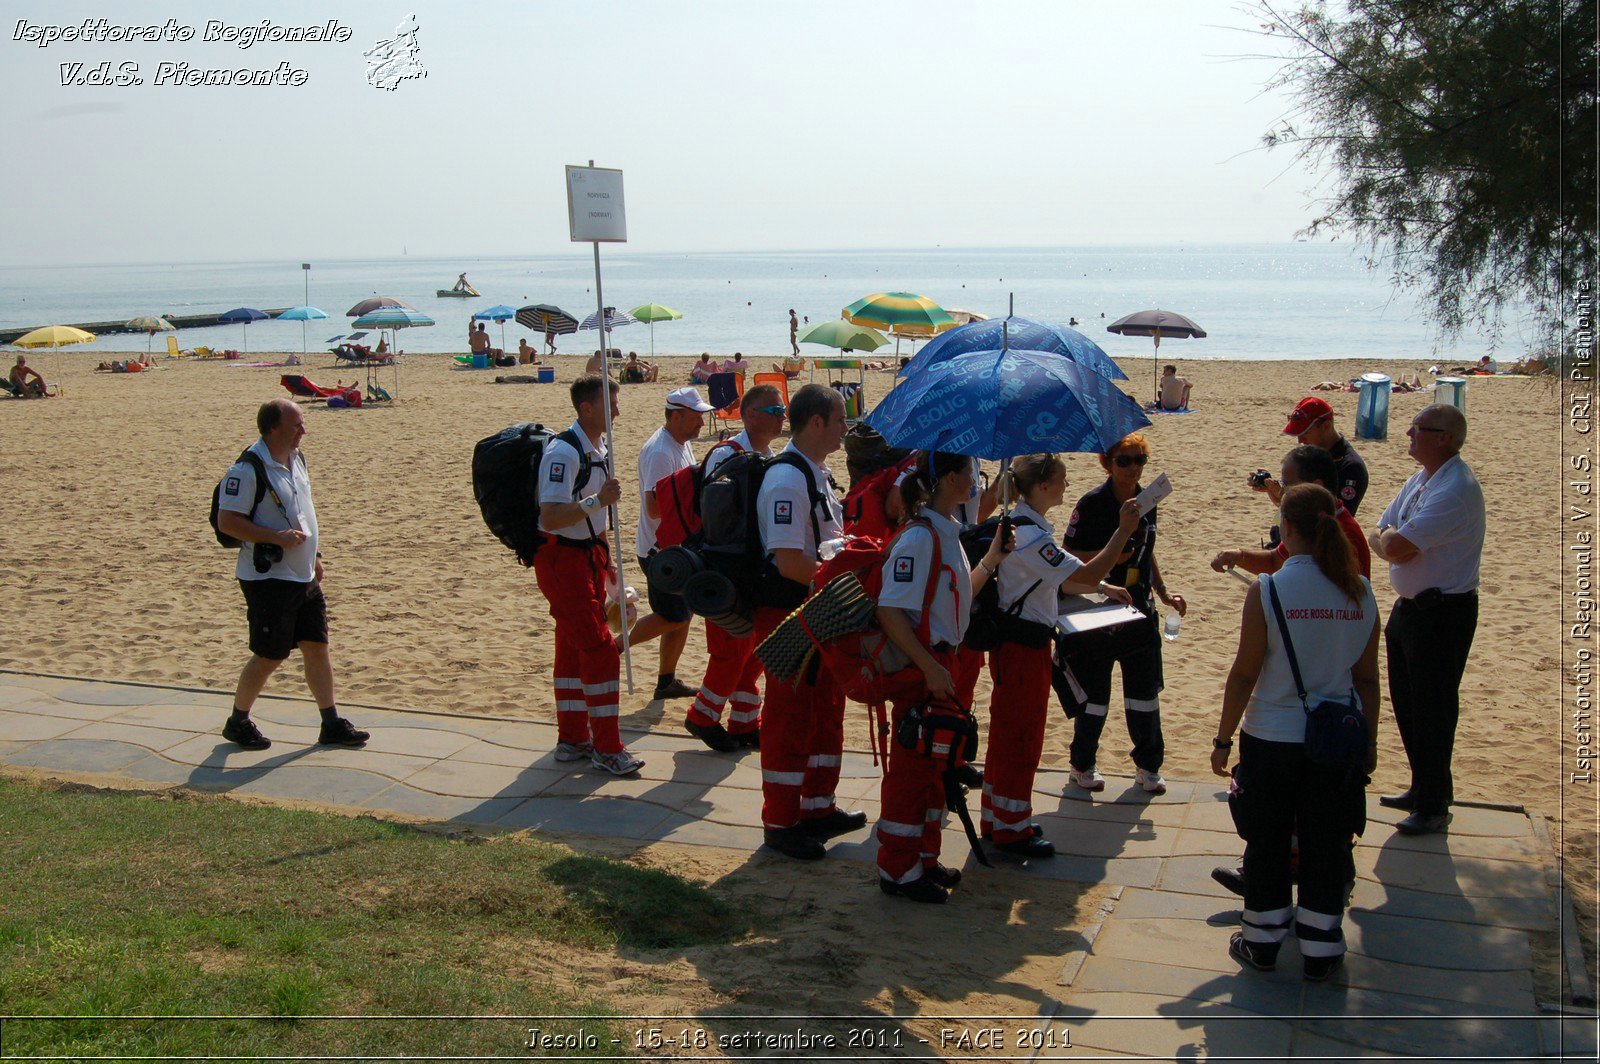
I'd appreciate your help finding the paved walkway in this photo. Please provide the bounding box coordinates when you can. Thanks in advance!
[0,670,1593,1059]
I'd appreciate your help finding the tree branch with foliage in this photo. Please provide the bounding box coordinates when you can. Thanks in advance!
[1255,0,1596,346]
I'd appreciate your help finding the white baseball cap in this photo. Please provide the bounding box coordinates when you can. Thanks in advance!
[666,386,714,412]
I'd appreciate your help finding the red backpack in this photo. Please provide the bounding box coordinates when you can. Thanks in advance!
[654,439,742,549]
[841,455,917,541]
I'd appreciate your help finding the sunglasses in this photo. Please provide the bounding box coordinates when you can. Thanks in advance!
[753,404,787,416]
[1113,454,1149,468]
[1410,424,1447,434]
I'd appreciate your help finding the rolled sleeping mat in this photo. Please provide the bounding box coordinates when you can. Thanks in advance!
[756,573,878,682]
[647,545,703,596]
[683,570,753,637]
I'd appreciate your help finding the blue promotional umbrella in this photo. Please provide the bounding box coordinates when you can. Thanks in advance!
[219,307,269,354]
[865,345,1150,460]
[902,315,1127,383]
[277,305,329,356]
[473,304,517,354]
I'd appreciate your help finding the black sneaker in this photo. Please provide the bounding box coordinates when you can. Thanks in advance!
[1303,952,1345,983]
[653,677,698,700]
[924,863,963,889]
[879,875,948,904]
[685,719,739,752]
[800,808,868,840]
[995,835,1056,859]
[318,717,370,747]
[1228,930,1277,972]
[763,826,825,861]
[732,727,761,750]
[1211,865,1247,897]
[222,715,271,751]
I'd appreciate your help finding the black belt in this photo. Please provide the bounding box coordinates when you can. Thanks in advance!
[931,642,958,654]
[1400,588,1477,606]
[553,534,603,549]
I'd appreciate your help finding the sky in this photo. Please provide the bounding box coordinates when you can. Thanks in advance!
[0,0,1331,265]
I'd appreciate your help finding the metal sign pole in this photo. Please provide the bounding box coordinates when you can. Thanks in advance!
[588,160,632,694]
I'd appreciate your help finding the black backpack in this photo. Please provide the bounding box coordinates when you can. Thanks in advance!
[697,449,827,611]
[472,423,589,567]
[209,450,273,549]
[960,514,1051,651]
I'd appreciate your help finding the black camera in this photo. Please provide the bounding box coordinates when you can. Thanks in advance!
[1248,469,1272,488]
[252,542,284,573]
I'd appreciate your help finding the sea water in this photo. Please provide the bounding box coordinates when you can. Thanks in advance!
[0,244,1542,360]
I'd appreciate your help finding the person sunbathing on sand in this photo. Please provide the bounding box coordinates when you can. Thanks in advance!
[690,352,716,383]
[722,352,750,374]
[9,356,48,397]
[771,353,806,378]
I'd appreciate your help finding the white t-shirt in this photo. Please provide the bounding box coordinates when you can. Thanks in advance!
[218,439,318,583]
[1378,454,1486,598]
[995,501,1085,626]
[705,431,767,477]
[635,425,695,557]
[877,509,971,647]
[1243,558,1378,743]
[756,444,842,559]
[537,421,610,539]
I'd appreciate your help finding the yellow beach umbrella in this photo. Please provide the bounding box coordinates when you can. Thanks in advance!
[13,326,95,391]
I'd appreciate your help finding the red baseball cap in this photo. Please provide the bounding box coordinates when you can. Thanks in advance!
[1283,396,1333,436]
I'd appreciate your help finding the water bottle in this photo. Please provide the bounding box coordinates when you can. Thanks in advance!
[1163,612,1181,642]
[818,537,848,561]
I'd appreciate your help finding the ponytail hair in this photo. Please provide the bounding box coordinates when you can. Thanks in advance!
[1009,453,1065,500]
[898,450,970,517]
[1279,483,1363,602]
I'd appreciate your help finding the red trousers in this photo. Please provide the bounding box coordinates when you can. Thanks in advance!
[982,640,1052,843]
[687,618,762,736]
[532,537,622,754]
[754,606,845,830]
[876,646,979,884]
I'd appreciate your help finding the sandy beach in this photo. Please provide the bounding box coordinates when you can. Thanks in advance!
[2,349,1589,981]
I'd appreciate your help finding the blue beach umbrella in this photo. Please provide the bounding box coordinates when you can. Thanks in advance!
[865,345,1150,460]
[473,304,517,354]
[902,315,1127,383]
[277,306,329,356]
[219,307,269,354]
[352,307,434,396]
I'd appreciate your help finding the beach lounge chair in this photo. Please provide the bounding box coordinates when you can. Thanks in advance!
[752,371,791,411]
[280,374,342,400]
[708,371,743,439]
[164,335,192,359]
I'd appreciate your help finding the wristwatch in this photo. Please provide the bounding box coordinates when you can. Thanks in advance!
[580,495,600,513]
[1212,736,1233,750]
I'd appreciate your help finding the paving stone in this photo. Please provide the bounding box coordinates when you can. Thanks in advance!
[1287,1030,1392,1058]
[159,733,325,771]
[1349,878,1553,932]
[1165,827,1248,859]
[1538,1016,1598,1058]
[62,720,201,752]
[492,795,677,839]
[690,786,765,827]
[1359,844,1548,901]
[539,774,710,813]
[1112,888,1242,925]
[1054,991,1294,1058]
[626,732,704,754]
[1040,786,1191,828]
[231,765,395,808]
[1087,916,1239,975]
[1032,815,1176,860]
[1367,803,1536,839]
[1056,774,1200,806]
[105,704,222,731]
[0,694,122,720]
[293,747,437,781]
[1070,955,1302,1016]
[1014,854,1164,889]
[1327,952,1535,1011]
[643,817,765,852]
[399,760,563,799]
[637,748,754,788]
[356,784,524,827]
[447,738,557,768]
[1157,854,1250,899]
[53,682,174,707]
[2,738,154,774]
[838,751,879,779]
[353,725,478,760]
[0,710,97,742]
[1345,909,1532,972]
[835,774,885,803]
[115,754,268,792]
[0,674,75,698]
[0,740,22,760]
[1298,984,1541,1058]
[1354,822,1545,862]
[1180,799,1242,835]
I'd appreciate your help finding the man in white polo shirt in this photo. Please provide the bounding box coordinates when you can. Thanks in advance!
[628,386,715,702]
[1369,404,1485,835]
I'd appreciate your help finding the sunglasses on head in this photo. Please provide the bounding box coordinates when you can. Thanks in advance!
[1114,454,1149,467]
[753,404,787,416]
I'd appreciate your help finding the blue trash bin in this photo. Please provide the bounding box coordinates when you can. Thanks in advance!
[1433,375,1467,414]
[1355,372,1392,441]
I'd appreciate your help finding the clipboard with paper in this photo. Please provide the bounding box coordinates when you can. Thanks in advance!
[1056,594,1148,636]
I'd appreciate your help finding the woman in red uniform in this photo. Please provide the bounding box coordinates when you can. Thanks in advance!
[983,454,1141,857]
[874,452,1009,903]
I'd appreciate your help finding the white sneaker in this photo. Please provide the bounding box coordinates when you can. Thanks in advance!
[1069,767,1105,792]
[554,741,594,763]
[1136,768,1168,795]
[591,749,645,776]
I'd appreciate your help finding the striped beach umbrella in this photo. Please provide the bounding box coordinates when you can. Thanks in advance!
[843,292,957,335]
[515,304,579,353]
[126,315,174,353]
[578,307,638,331]
[346,296,415,318]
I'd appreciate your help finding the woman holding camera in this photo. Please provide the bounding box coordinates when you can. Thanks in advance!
[1062,432,1185,793]
[874,451,1008,904]
[1211,483,1380,981]
[983,454,1140,857]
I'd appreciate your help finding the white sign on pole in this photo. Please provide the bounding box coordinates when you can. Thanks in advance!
[566,165,627,243]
